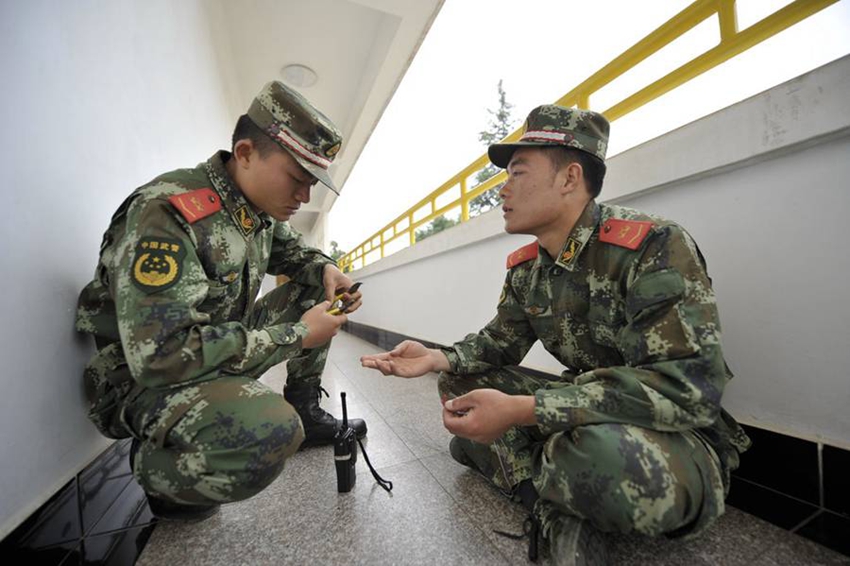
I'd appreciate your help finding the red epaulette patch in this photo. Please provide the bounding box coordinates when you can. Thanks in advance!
[167,188,222,224]
[506,242,538,269]
[599,218,654,250]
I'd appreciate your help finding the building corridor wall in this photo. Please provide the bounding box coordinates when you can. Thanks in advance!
[0,0,238,538]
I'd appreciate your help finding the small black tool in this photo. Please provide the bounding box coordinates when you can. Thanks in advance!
[334,392,357,492]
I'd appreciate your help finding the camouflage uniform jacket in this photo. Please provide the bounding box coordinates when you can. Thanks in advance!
[76,151,334,432]
[443,200,750,476]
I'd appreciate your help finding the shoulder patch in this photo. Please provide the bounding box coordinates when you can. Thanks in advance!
[131,237,186,293]
[167,188,221,224]
[599,219,654,250]
[506,242,538,269]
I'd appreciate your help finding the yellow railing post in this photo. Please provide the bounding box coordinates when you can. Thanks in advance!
[577,92,590,109]
[718,0,738,43]
[460,177,469,222]
[337,0,838,272]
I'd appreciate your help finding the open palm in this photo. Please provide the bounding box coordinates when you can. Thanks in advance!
[360,340,437,378]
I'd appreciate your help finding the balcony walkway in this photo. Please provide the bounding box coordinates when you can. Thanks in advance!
[137,331,848,565]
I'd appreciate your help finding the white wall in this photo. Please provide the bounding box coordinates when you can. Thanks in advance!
[620,134,850,449]
[0,0,237,538]
[349,56,850,450]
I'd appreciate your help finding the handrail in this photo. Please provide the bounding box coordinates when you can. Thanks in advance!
[338,0,838,273]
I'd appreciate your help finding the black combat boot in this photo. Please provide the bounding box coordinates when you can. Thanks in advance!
[130,439,220,521]
[283,385,367,448]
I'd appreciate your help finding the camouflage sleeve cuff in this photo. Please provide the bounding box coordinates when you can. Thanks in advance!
[295,259,335,288]
[266,321,310,349]
[534,388,575,435]
[440,347,463,374]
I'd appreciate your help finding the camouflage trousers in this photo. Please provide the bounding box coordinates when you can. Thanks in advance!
[438,367,727,538]
[240,280,331,387]
[120,281,330,505]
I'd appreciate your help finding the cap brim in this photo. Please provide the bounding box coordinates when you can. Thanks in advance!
[303,163,339,195]
[284,149,339,195]
[488,141,553,169]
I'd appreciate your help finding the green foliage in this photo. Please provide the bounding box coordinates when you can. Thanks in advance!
[478,79,515,146]
[470,164,501,215]
[470,80,516,216]
[415,215,459,242]
[328,240,346,261]
[408,82,515,246]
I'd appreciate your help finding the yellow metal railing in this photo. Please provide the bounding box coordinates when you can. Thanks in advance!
[338,0,838,273]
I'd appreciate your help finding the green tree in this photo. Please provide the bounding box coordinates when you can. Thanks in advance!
[412,82,515,244]
[414,215,458,242]
[328,240,346,261]
[470,79,516,215]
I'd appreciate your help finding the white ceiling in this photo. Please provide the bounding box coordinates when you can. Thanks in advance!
[203,0,444,235]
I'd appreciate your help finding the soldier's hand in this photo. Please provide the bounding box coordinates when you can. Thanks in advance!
[360,340,449,378]
[300,301,347,349]
[323,264,363,314]
[441,390,536,444]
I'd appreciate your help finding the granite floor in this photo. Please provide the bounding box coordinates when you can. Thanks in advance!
[137,331,849,566]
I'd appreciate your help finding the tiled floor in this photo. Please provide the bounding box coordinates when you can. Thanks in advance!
[137,332,850,565]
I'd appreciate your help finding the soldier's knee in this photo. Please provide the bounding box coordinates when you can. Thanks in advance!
[538,429,620,532]
[556,424,623,467]
[211,394,305,501]
[256,393,305,456]
[197,383,304,499]
[132,377,307,504]
[540,424,695,535]
[243,393,304,463]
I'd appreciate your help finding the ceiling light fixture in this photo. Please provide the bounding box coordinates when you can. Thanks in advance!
[280,64,318,88]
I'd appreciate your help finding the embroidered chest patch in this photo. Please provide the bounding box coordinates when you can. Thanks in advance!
[236,205,257,236]
[559,237,581,265]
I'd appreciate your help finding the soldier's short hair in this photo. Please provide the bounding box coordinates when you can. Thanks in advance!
[231,114,283,158]
[543,146,606,199]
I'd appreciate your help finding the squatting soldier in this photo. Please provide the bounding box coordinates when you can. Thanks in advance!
[76,81,367,520]
[361,105,751,565]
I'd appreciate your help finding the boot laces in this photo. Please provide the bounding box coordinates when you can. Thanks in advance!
[316,385,330,401]
[310,386,335,422]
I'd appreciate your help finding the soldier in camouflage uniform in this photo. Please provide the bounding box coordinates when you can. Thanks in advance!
[362,105,751,565]
[76,81,367,520]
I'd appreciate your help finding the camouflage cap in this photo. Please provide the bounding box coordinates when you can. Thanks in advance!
[488,105,609,168]
[247,81,343,194]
